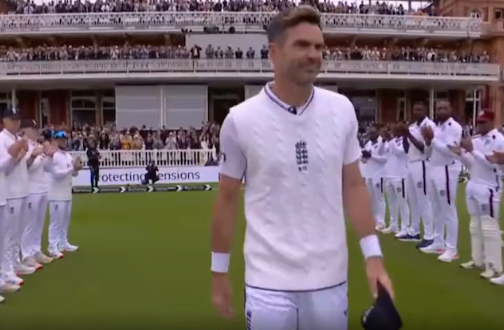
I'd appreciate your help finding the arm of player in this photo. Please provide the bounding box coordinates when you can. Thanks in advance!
[431,124,462,157]
[211,112,246,265]
[458,151,474,168]
[49,155,75,180]
[0,139,22,173]
[370,144,388,164]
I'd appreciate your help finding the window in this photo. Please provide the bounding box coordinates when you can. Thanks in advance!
[71,95,97,125]
[435,91,448,100]
[396,98,406,121]
[469,10,481,19]
[465,88,482,124]
[39,98,49,127]
[102,96,116,124]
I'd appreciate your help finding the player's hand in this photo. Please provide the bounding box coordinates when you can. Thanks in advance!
[17,148,27,160]
[448,145,462,155]
[31,146,43,157]
[20,137,29,151]
[44,147,55,157]
[420,126,433,142]
[460,137,473,152]
[486,151,504,164]
[211,272,234,318]
[366,257,394,300]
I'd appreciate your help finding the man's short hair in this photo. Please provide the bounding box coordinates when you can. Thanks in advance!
[267,6,321,43]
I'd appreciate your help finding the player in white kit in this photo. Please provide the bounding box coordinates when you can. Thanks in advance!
[0,107,38,287]
[362,126,387,231]
[382,124,410,236]
[210,7,394,330]
[454,111,504,280]
[398,102,435,246]
[20,120,54,268]
[47,131,82,259]
[420,101,462,262]
[0,116,22,300]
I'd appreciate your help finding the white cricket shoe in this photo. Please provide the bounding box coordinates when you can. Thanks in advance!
[48,250,64,259]
[480,269,498,279]
[60,243,79,252]
[375,223,386,232]
[394,230,408,238]
[438,250,459,263]
[4,272,24,286]
[0,283,21,293]
[490,274,504,285]
[0,295,4,304]
[420,244,445,255]
[460,260,483,269]
[23,257,43,270]
[14,264,36,275]
[381,227,398,234]
[34,252,53,264]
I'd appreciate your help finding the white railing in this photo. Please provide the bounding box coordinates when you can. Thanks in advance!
[70,149,219,168]
[0,12,482,36]
[0,59,499,77]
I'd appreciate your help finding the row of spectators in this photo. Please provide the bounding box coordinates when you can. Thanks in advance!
[0,45,491,63]
[10,0,427,15]
[64,122,221,152]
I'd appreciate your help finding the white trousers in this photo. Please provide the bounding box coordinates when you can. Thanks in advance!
[406,161,433,238]
[21,193,48,259]
[48,200,72,252]
[2,197,27,272]
[245,283,348,330]
[385,178,410,231]
[366,178,386,226]
[0,204,6,273]
[430,163,460,251]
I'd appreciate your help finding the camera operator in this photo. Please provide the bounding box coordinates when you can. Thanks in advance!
[86,140,101,189]
[142,160,159,185]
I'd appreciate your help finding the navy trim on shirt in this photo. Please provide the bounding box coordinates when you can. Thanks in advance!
[264,83,315,116]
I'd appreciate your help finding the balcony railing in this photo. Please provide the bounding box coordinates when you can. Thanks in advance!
[0,12,482,37]
[70,149,218,168]
[0,59,499,78]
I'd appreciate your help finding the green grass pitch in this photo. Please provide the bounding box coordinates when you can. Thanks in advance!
[0,185,502,329]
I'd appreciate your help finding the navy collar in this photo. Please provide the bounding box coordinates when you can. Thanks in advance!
[264,82,315,116]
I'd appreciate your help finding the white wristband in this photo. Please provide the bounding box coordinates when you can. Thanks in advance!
[211,252,230,273]
[359,235,383,260]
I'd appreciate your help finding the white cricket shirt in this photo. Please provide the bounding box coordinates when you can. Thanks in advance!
[363,139,387,179]
[428,117,462,167]
[465,129,504,190]
[47,149,75,201]
[385,137,408,179]
[407,117,436,163]
[0,129,28,199]
[27,140,49,194]
[219,84,361,291]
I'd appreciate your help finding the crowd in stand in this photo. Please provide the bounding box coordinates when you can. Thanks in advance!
[7,0,428,15]
[0,45,491,63]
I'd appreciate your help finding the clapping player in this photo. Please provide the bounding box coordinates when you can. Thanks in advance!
[420,101,462,262]
[46,131,82,259]
[452,111,504,282]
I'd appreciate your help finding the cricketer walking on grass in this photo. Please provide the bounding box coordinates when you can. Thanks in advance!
[47,131,81,259]
[420,101,462,263]
[20,119,54,268]
[398,103,435,244]
[210,6,397,330]
[454,111,504,281]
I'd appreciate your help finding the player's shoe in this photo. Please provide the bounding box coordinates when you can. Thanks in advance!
[419,243,444,254]
[48,250,64,259]
[23,257,43,270]
[4,272,24,286]
[480,269,498,279]
[60,243,79,252]
[0,283,21,293]
[394,230,408,238]
[397,234,421,242]
[490,274,504,285]
[0,295,4,303]
[14,264,36,275]
[375,223,386,232]
[34,252,53,264]
[381,227,398,234]
[460,260,483,269]
[416,239,434,249]
[438,250,459,263]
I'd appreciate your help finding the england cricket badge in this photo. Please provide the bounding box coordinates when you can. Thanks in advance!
[397,186,402,193]
[27,203,31,209]
[417,182,422,188]
[9,207,14,214]
[440,190,446,197]
[481,204,488,212]
[376,183,380,188]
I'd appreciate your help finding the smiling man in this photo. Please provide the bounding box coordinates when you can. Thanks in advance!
[210,6,394,330]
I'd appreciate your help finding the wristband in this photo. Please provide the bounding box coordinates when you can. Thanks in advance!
[211,252,230,273]
[359,235,382,260]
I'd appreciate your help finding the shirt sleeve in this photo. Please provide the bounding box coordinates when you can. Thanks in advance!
[218,111,246,180]
[343,101,361,165]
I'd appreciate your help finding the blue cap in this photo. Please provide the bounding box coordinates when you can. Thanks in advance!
[53,131,68,139]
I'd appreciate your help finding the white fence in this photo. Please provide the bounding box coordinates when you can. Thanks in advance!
[70,149,218,168]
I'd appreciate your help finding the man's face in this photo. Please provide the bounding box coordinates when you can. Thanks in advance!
[435,101,451,121]
[368,128,378,140]
[477,121,493,134]
[412,104,426,120]
[270,23,324,86]
[24,127,38,140]
[3,117,20,132]
[55,138,67,149]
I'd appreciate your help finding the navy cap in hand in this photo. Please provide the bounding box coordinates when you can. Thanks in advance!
[361,282,402,330]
